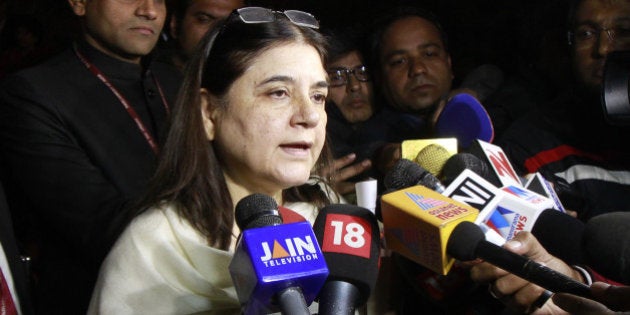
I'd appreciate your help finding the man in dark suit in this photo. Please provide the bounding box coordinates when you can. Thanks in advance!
[0,181,33,315]
[0,0,181,313]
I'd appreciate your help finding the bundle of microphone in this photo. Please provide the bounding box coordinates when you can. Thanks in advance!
[228,138,629,314]
[229,194,381,315]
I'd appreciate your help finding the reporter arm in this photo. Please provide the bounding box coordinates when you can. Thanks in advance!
[553,282,630,314]
[469,232,585,313]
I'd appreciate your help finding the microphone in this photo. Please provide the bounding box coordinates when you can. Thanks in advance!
[524,172,566,212]
[312,204,381,314]
[439,152,492,186]
[468,139,522,188]
[229,194,329,315]
[384,158,446,193]
[434,93,494,149]
[413,143,452,177]
[380,184,478,275]
[441,168,583,264]
[583,212,630,284]
[447,221,592,297]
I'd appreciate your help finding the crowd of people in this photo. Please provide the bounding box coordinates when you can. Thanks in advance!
[0,0,629,314]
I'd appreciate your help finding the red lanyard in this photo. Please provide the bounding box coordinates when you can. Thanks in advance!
[73,45,170,155]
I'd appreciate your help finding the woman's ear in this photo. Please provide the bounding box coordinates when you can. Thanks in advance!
[67,0,86,16]
[200,88,217,140]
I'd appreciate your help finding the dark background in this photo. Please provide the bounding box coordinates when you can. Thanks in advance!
[0,0,572,87]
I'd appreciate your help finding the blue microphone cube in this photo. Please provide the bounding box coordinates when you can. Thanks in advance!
[229,221,329,314]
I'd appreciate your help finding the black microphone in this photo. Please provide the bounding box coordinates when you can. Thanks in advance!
[447,221,592,297]
[583,212,630,284]
[313,204,381,315]
[384,158,446,193]
[530,209,585,265]
[439,152,492,187]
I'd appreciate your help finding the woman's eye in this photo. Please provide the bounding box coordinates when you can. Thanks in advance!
[312,93,327,104]
[269,89,289,98]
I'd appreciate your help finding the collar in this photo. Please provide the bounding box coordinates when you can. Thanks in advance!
[75,39,156,81]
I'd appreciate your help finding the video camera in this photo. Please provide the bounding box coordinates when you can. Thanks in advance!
[602,50,630,125]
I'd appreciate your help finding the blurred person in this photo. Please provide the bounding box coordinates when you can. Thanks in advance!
[167,0,245,70]
[498,0,630,220]
[0,0,181,313]
[88,7,339,314]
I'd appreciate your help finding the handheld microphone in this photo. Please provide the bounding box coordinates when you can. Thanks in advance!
[439,152,492,187]
[447,221,592,297]
[434,93,494,149]
[413,143,452,177]
[229,194,328,315]
[583,212,630,284]
[380,185,478,275]
[313,204,381,315]
[384,158,446,193]
[524,172,566,212]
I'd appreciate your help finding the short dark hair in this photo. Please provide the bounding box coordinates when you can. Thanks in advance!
[323,24,368,64]
[368,5,449,68]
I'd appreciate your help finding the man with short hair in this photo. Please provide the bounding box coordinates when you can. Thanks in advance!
[0,0,181,313]
[167,0,245,70]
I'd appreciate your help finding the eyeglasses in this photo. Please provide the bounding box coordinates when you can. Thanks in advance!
[568,24,630,47]
[234,7,319,29]
[327,66,370,87]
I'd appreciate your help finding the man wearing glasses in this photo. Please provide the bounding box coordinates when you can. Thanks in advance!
[499,0,630,221]
[323,26,392,199]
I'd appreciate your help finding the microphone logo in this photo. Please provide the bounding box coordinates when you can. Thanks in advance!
[404,192,447,210]
[321,213,372,258]
[259,235,320,267]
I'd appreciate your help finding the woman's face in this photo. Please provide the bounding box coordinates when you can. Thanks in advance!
[203,43,328,195]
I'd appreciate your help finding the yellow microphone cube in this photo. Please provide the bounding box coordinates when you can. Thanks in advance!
[381,185,478,275]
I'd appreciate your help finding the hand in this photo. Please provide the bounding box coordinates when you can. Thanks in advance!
[469,232,584,314]
[321,153,371,195]
[553,282,630,314]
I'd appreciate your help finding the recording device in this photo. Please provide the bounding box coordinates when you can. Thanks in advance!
[434,93,495,149]
[602,50,630,126]
[384,158,446,193]
[440,152,492,186]
[447,221,592,297]
[313,204,381,315]
[380,184,478,275]
[229,194,328,315]
[468,139,522,188]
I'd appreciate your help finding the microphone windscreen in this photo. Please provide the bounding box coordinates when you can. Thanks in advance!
[384,159,442,191]
[440,153,492,186]
[414,143,451,176]
[313,204,381,305]
[435,93,494,149]
[530,210,585,265]
[583,212,630,284]
[446,221,485,261]
[235,193,282,229]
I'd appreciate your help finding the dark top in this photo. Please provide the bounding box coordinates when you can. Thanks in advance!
[498,91,630,220]
[0,40,182,314]
[326,103,427,184]
[0,181,33,315]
